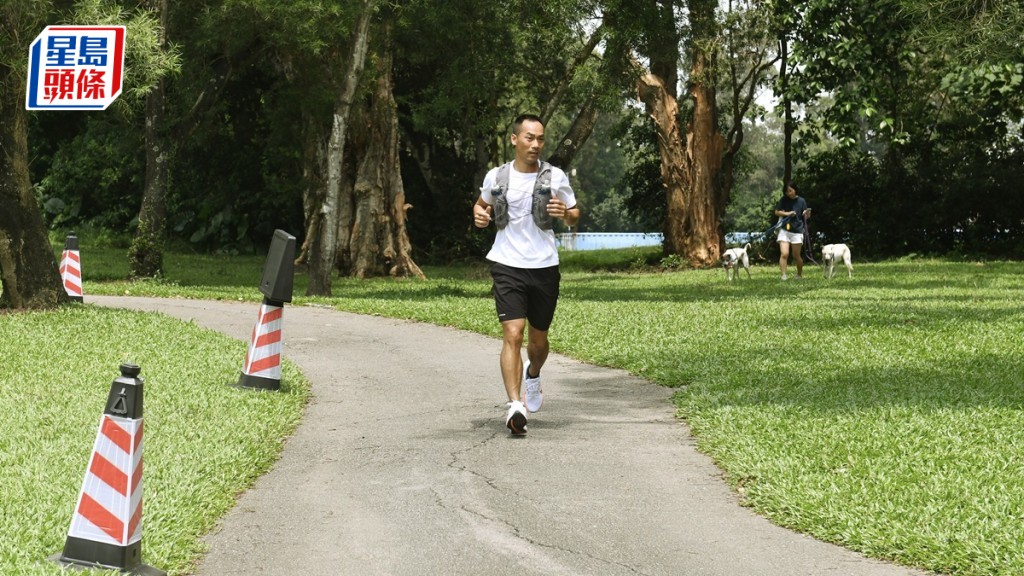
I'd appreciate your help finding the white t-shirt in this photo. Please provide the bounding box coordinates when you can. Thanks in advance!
[479,163,576,269]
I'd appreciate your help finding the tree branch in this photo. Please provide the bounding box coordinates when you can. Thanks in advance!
[540,22,605,124]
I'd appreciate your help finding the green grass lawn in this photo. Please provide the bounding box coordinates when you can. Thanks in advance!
[4,244,1023,575]
[0,304,309,575]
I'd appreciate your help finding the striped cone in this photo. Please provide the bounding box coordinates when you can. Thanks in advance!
[50,363,164,575]
[236,298,284,391]
[60,233,84,302]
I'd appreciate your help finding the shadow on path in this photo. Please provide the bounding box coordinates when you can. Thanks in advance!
[92,296,935,576]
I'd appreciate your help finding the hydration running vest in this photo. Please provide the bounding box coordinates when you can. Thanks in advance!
[490,161,554,231]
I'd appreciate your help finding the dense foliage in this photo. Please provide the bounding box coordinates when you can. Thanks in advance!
[14,0,1024,260]
[782,0,1024,257]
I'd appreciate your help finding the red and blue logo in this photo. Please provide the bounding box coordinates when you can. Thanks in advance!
[26,26,125,111]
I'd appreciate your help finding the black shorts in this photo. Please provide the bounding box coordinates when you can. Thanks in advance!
[490,263,561,331]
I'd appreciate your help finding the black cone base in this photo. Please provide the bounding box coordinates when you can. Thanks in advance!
[49,536,165,575]
[235,372,281,391]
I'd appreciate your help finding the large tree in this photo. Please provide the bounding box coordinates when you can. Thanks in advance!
[611,0,777,266]
[338,19,423,279]
[128,0,170,278]
[303,0,375,295]
[0,2,64,309]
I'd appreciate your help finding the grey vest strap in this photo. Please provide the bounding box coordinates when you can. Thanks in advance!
[491,161,554,231]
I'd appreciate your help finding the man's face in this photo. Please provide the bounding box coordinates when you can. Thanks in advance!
[511,120,545,166]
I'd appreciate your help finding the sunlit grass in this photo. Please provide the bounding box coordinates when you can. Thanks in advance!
[17,242,1024,575]
[0,306,309,575]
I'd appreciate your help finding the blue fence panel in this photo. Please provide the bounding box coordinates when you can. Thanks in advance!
[556,232,664,251]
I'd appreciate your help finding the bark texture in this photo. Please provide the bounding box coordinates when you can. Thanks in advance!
[0,61,68,309]
[548,94,600,170]
[342,28,423,280]
[306,0,374,296]
[685,10,727,266]
[637,72,692,258]
[635,0,726,267]
[129,0,170,278]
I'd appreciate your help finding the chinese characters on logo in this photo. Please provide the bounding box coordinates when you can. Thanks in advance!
[27,26,125,110]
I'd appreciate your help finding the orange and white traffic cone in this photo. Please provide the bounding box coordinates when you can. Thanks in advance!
[50,364,164,576]
[236,229,295,391]
[236,298,284,391]
[60,233,84,302]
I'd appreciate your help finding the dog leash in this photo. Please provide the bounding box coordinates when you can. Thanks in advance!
[751,217,791,261]
[751,213,819,264]
[802,212,818,265]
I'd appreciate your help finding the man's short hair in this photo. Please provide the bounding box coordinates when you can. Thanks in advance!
[513,113,544,135]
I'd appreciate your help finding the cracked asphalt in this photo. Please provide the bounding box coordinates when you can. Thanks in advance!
[92,296,932,576]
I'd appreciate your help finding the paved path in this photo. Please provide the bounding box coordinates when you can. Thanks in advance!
[93,296,932,576]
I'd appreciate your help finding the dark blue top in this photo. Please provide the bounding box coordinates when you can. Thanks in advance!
[774,195,808,234]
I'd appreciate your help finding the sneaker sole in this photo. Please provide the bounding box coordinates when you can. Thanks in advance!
[507,411,528,435]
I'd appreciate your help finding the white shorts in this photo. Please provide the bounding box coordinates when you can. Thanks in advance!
[777,229,803,244]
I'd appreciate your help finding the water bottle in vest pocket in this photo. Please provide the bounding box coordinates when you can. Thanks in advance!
[491,186,510,229]
[532,186,553,230]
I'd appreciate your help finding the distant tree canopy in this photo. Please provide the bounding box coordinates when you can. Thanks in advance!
[25,0,616,262]
[779,0,1024,257]
[12,0,1024,266]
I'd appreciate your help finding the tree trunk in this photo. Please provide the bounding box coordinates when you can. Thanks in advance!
[0,63,68,309]
[129,80,169,278]
[780,34,793,184]
[129,0,170,278]
[295,113,328,267]
[341,23,423,280]
[637,73,692,258]
[307,0,374,296]
[540,23,604,126]
[334,129,358,274]
[684,0,726,266]
[636,0,725,268]
[548,94,599,169]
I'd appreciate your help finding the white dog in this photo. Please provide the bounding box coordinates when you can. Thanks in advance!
[821,243,853,278]
[722,243,751,281]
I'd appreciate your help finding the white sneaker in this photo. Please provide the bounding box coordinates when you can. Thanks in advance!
[506,401,528,435]
[781,274,788,281]
[523,361,543,413]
